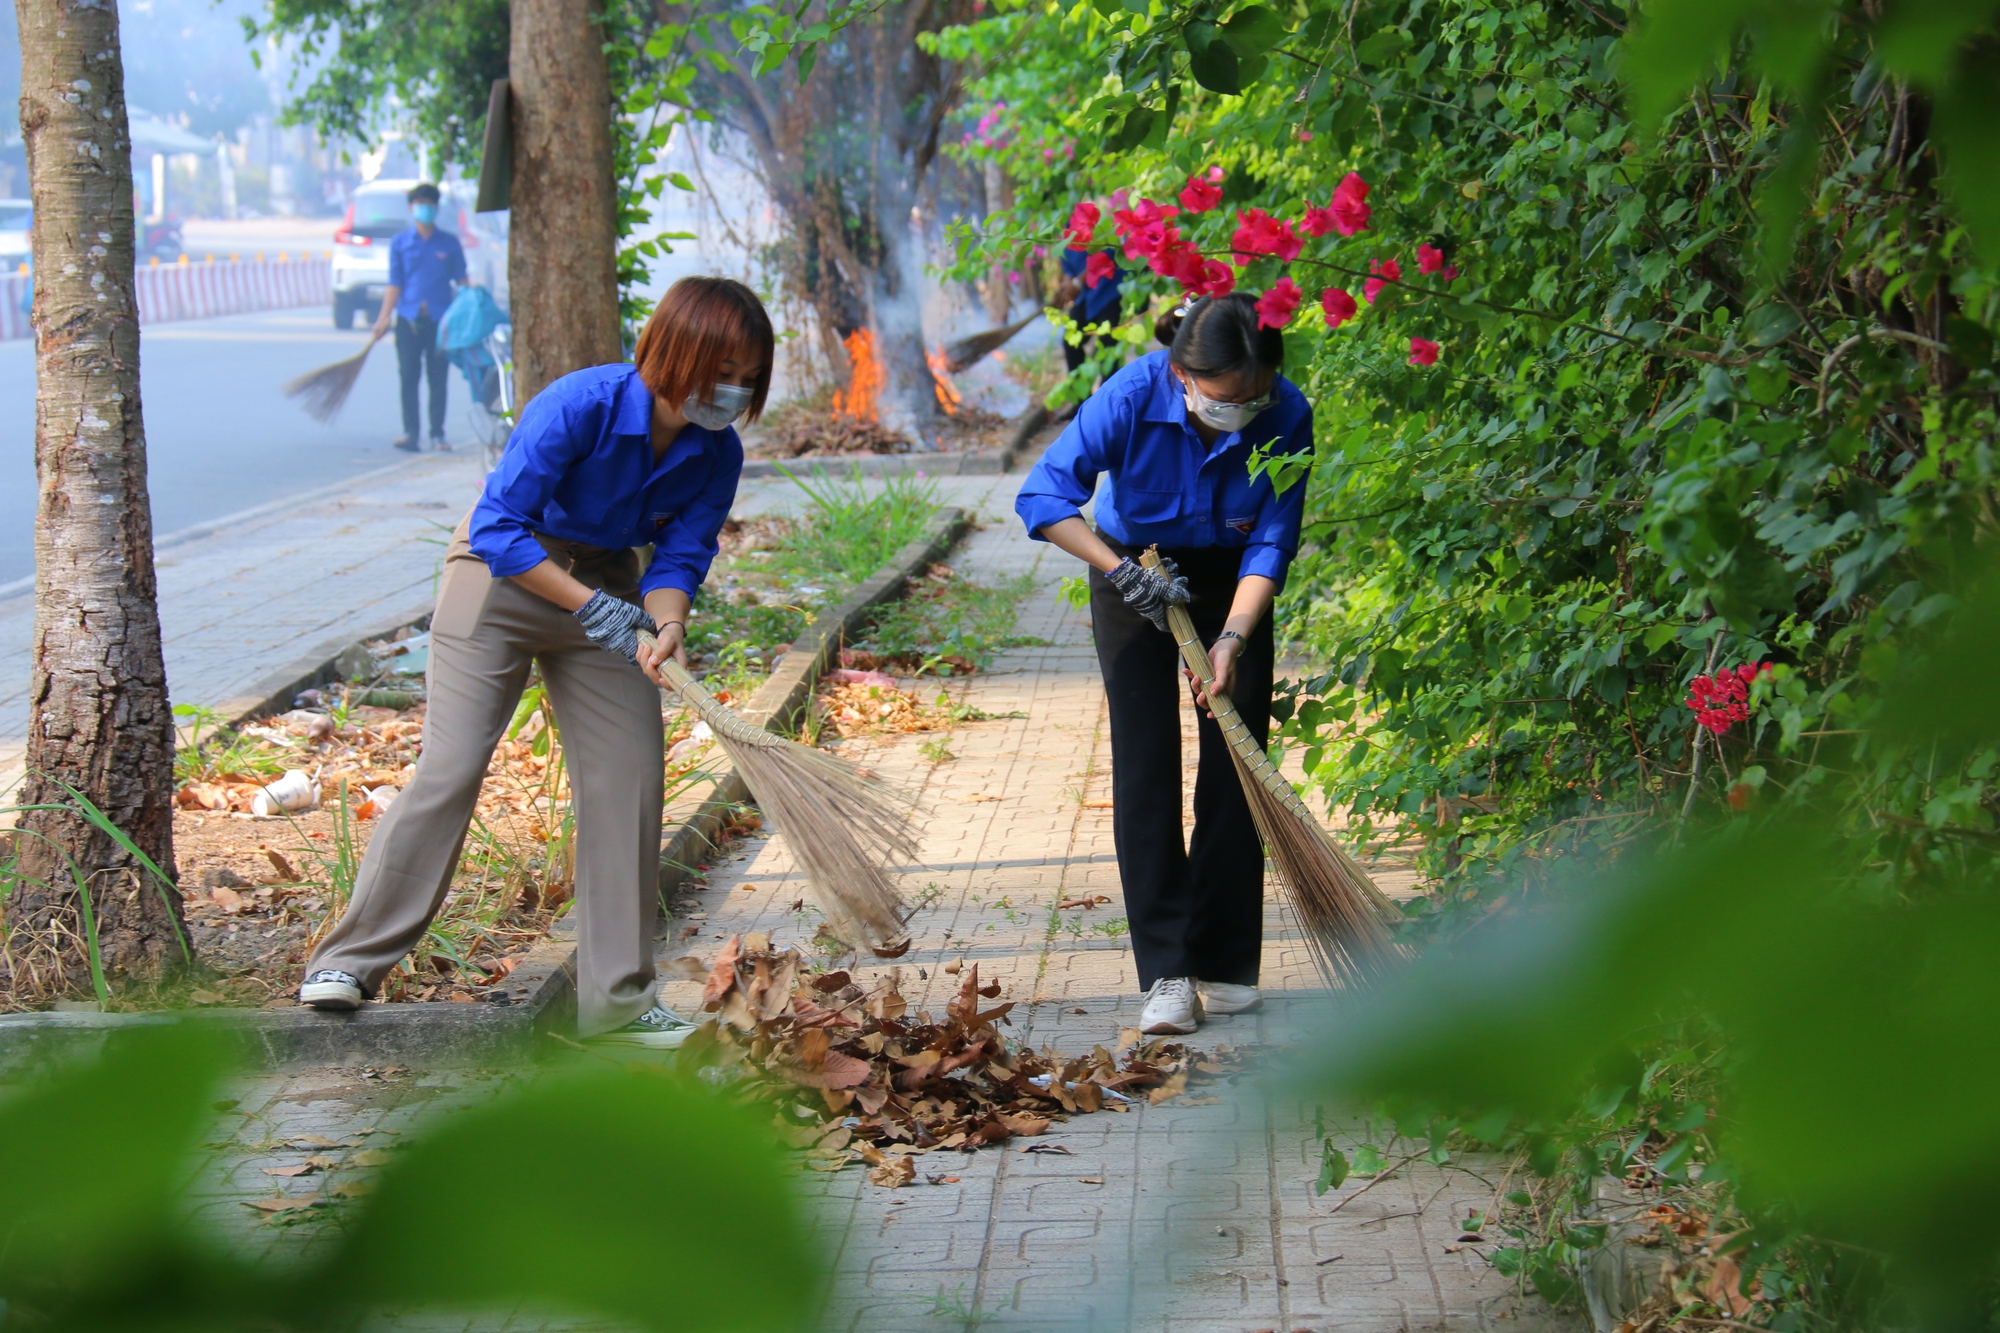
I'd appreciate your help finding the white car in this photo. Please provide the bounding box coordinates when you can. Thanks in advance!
[0,199,30,273]
[330,180,507,328]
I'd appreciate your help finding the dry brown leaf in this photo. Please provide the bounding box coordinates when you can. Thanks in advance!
[242,1194,324,1213]
[994,1113,1051,1136]
[867,1155,917,1189]
[1148,1071,1189,1105]
[288,1135,351,1149]
[351,1148,391,1167]
[662,955,708,982]
[702,934,743,1007]
[264,849,300,881]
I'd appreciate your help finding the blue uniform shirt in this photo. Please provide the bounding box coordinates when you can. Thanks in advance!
[1015,350,1312,588]
[469,363,743,601]
[1061,246,1124,324]
[387,225,467,322]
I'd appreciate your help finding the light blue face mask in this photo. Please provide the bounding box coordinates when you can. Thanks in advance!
[683,382,754,430]
[411,202,439,225]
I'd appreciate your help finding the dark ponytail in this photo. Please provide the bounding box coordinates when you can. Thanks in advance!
[1153,292,1283,378]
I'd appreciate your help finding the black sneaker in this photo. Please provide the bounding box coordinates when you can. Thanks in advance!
[430,435,451,452]
[392,437,420,453]
[585,1004,699,1049]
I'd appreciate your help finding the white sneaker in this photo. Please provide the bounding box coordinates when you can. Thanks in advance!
[1139,977,1202,1035]
[587,1004,700,1049]
[1199,981,1262,1015]
[299,969,364,1010]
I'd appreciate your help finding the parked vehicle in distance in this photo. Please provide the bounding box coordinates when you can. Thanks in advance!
[330,180,507,329]
[0,200,30,272]
[141,218,182,265]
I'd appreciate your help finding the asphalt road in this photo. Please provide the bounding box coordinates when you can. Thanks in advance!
[1,306,480,587]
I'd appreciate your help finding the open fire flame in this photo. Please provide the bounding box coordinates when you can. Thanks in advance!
[926,347,962,417]
[832,328,883,422]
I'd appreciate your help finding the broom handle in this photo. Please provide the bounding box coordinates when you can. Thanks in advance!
[1137,548,1322,826]
[637,630,788,749]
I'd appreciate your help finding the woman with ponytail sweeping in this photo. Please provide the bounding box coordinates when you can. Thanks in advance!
[1014,292,1311,1034]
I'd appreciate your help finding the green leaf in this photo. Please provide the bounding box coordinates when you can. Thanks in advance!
[797,41,818,82]
[1351,1142,1387,1174]
[1220,4,1287,57]
[667,172,697,192]
[1315,1143,1350,1195]
[327,1066,817,1330]
[1184,21,1242,94]
[1353,27,1411,67]
[1112,105,1156,151]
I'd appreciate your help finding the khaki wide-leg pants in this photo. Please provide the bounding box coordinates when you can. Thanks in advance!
[309,517,665,1036]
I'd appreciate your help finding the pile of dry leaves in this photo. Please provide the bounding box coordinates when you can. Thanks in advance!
[815,671,946,740]
[751,413,913,459]
[670,933,1242,1186]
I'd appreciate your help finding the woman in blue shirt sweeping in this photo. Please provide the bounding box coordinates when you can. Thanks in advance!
[1015,292,1310,1036]
[300,276,774,1047]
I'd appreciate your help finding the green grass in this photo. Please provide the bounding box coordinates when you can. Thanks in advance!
[685,467,942,665]
[850,569,1041,675]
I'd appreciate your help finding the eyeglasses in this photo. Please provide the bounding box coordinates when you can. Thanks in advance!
[1184,379,1275,416]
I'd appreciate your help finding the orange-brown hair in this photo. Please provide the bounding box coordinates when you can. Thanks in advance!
[632,276,776,423]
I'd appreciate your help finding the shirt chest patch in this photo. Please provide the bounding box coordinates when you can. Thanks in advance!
[1227,515,1257,533]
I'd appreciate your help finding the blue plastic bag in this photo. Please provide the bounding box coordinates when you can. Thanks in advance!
[436,284,507,352]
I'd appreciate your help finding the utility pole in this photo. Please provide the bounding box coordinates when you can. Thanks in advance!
[12,0,186,991]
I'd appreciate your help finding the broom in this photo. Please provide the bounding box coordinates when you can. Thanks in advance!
[282,329,384,423]
[1139,547,1401,989]
[642,632,917,954]
[942,311,1042,373]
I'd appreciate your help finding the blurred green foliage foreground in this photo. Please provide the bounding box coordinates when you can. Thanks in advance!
[0,1028,819,1332]
[1308,560,2000,1330]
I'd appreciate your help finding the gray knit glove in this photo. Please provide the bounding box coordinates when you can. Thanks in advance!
[1106,557,1191,633]
[574,589,653,662]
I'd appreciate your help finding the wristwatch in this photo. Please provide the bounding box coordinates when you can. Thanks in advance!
[1215,630,1246,647]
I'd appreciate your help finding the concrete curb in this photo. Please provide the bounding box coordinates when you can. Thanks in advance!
[0,506,972,1076]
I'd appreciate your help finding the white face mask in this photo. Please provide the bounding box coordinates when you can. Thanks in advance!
[1179,377,1273,434]
[682,382,754,430]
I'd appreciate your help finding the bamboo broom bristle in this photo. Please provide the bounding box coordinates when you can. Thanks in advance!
[1138,547,1402,989]
[282,333,381,424]
[649,641,916,953]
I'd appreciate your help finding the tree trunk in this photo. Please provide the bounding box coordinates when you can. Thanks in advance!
[508,0,622,406]
[12,0,185,993]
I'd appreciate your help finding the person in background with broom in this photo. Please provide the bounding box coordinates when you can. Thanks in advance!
[372,182,467,453]
[1014,291,1309,1035]
[299,276,775,1048]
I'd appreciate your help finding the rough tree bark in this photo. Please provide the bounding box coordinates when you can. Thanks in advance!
[509,0,623,405]
[12,0,186,989]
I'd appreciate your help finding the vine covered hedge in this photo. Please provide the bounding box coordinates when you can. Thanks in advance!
[919,0,2000,1322]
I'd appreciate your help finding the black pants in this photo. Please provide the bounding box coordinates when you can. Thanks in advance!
[395,315,449,440]
[1090,542,1273,989]
[1063,300,1110,373]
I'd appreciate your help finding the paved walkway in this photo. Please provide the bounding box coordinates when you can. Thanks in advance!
[11,466,1575,1332]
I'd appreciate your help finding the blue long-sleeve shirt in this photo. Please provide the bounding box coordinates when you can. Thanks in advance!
[1061,246,1124,324]
[1014,350,1312,588]
[469,363,742,600]
[388,225,467,321]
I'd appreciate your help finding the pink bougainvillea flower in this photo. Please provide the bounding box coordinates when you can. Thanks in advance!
[1297,128,1314,142]
[1195,260,1236,297]
[1442,264,1459,280]
[1112,198,1181,263]
[1416,243,1446,275]
[1300,204,1337,238]
[1065,201,1100,250]
[1407,336,1441,367]
[1256,277,1304,329]
[1110,188,1130,210]
[1363,256,1401,303]
[1083,251,1117,288]
[1151,236,1206,285]
[1684,662,1774,735]
[1178,173,1224,214]
[1230,208,1303,265]
[1320,287,1358,329]
[1031,244,1047,261]
[1328,172,1371,236]
[1206,166,1224,184]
